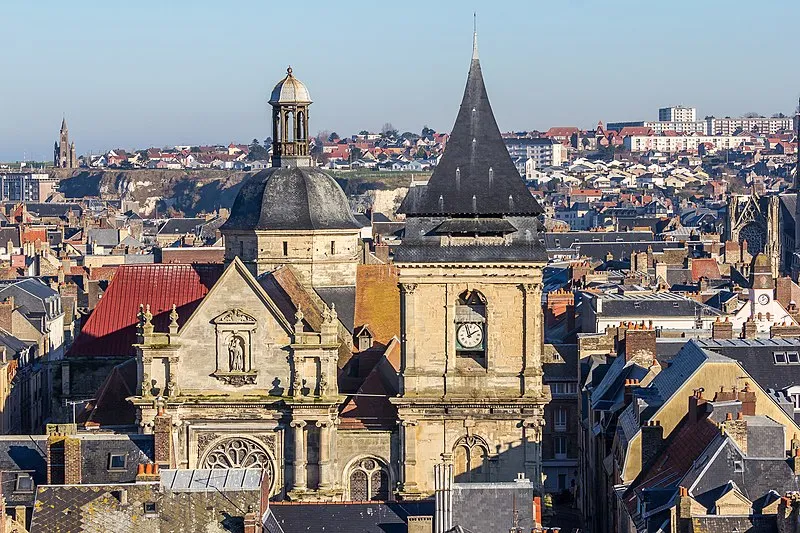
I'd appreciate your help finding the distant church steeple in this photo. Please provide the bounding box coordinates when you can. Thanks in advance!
[54,117,76,169]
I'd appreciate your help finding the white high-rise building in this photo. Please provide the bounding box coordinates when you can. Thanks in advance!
[658,106,697,123]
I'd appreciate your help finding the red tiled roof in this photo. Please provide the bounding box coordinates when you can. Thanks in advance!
[339,339,399,429]
[82,358,138,426]
[619,127,655,136]
[21,228,47,244]
[691,258,721,282]
[67,263,223,357]
[354,265,400,346]
[624,416,720,516]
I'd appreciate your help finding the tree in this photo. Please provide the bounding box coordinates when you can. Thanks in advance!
[743,112,762,118]
[358,130,370,136]
[772,112,787,118]
[247,139,269,161]
[415,147,427,159]
[381,123,398,138]
[328,132,340,142]
[421,125,435,137]
[350,147,362,161]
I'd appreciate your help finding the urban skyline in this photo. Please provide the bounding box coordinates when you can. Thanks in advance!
[2,1,799,161]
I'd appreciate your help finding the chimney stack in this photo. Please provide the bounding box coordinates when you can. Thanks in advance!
[712,317,733,340]
[622,322,656,366]
[153,407,174,468]
[742,317,758,339]
[793,448,800,476]
[641,420,663,470]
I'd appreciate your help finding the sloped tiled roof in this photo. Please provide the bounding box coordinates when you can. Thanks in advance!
[354,265,400,345]
[67,263,223,357]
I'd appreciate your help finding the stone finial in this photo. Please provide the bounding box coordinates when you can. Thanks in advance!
[329,302,337,322]
[137,304,145,335]
[143,304,154,336]
[169,304,178,329]
[294,309,304,328]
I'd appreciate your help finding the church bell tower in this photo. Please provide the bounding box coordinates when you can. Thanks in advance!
[269,67,312,168]
[392,28,549,497]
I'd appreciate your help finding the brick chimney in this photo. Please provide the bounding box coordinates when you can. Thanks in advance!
[623,322,656,366]
[771,320,800,338]
[688,389,709,423]
[374,243,389,264]
[641,420,663,470]
[675,486,694,533]
[624,378,640,407]
[712,317,733,340]
[136,463,160,482]
[0,297,14,334]
[46,434,81,485]
[546,289,575,330]
[723,412,748,454]
[243,507,259,533]
[153,407,174,468]
[742,317,758,339]
[737,382,757,416]
[570,260,593,286]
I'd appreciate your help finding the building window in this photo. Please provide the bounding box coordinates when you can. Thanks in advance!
[282,241,288,256]
[555,407,568,432]
[330,241,336,255]
[347,457,389,501]
[554,436,568,460]
[453,435,489,483]
[775,352,788,364]
[143,502,157,515]
[15,473,33,492]
[108,454,127,470]
[550,382,578,396]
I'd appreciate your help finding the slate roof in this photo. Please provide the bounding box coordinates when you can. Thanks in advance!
[0,278,61,320]
[67,263,223,357]
[84,358,138,427]
[87,228,120,247]
[31,477,260,533]
[398,38,541,217]
[452,481,535,533]
[314,286,356,333]
[157,217,206,236]
[21,202,82,218]
[0,227,20,248]
[222,167,360,231]
[695,338,800,391]
[589,291,722,319]
[266,501,434,533]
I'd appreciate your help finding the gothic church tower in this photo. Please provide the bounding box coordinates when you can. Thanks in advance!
[54,118,76,168]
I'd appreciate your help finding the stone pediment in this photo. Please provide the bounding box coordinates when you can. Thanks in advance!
[212,308,257,325]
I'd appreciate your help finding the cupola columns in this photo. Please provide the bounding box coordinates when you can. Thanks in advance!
[270,67,312,168]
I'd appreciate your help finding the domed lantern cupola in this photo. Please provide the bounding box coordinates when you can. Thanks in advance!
[269,66,312,168]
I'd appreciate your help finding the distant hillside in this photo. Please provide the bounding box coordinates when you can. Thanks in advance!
[50,168,429,217]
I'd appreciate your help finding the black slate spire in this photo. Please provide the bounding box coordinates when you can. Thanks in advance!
[399,29,543,217]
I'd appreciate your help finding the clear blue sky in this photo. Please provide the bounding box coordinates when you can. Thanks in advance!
[2,0,798,162]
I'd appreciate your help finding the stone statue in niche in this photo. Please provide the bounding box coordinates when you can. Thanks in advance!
[211,309,258,386]
[229,333,245,372]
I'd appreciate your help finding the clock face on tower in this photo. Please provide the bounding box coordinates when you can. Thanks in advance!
[456,322,483,350]
[758,293,770,305]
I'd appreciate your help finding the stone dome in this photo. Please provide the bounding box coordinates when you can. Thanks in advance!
[222,167,360,231]
[269,67,311,105]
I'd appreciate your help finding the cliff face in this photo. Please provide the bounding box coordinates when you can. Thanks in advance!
[52,169,251,216]
[51,169,428,217]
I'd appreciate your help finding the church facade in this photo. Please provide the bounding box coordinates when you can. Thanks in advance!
[76,37,548,502]
[54,118,77,169]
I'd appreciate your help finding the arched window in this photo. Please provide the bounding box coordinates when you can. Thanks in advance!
[453,435,489,482]
[347,457,390,501]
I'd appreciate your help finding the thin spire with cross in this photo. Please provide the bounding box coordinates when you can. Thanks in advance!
[472,13,479,60]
